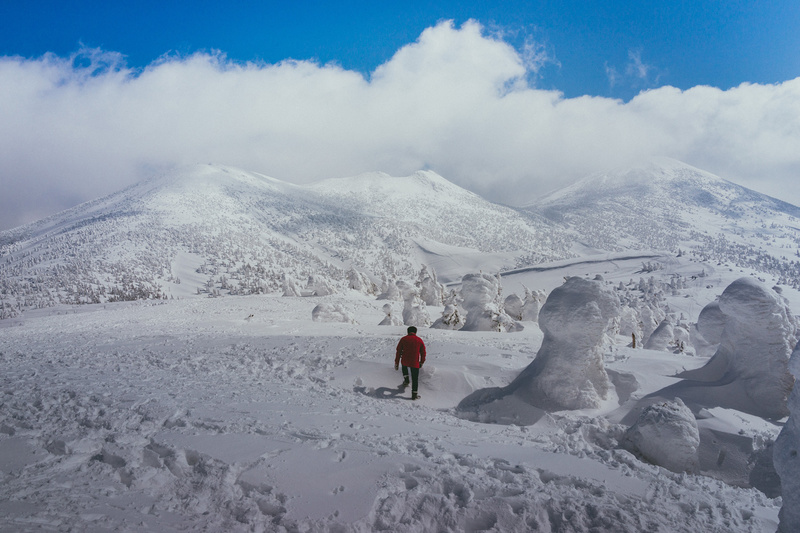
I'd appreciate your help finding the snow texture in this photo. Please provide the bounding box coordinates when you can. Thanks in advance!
[623,398,700,473]
[667,277,796,419]
[311,302,354,323]
[457,277,621,423]
[378,302,403,326]
[775,342,800,532]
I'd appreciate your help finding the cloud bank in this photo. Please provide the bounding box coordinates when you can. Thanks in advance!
[1,20,799,230]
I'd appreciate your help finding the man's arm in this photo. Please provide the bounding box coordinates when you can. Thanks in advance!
[395,339,403,369]
[419,340,426,366]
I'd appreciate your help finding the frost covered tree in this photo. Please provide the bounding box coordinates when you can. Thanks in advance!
[521,286,546,322]
[459,273,522,332]
[305,275,334,297]
[378,303,403,326]
[503,294,524,321]
[376,279,402,301]
[659,277,797,419]
[396,280,431,327]
[775,342,800,532]
[431,303,466,330]
[282,275,302,297]
[416,265,444,306]
[690,300,726,357]
[347,268,377,295]
[457,277,620,422]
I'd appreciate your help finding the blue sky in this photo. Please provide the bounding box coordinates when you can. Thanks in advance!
[1,1,800,230]
[3,1,798,100]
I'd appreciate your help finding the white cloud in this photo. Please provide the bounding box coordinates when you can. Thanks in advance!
[1,20,799,230]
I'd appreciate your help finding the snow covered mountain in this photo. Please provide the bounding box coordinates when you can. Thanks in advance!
[0,164,570,317]
[525,158,800,288]
[3,159,800,531]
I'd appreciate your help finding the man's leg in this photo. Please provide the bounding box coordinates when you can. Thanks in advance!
[410,367,420,397]
[401,366,410,385]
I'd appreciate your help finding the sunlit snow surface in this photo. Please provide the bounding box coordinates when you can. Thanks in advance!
[1,253,791,532]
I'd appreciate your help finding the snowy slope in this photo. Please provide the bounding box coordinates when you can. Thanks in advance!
[525,158,800,288]
[0,165,571,318]
[0,288,783,532]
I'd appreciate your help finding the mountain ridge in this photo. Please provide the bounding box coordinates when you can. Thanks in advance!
[0,164,570,317]
[2,159,800,319]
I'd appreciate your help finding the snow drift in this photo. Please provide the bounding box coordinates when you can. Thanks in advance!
[622,398,700,473]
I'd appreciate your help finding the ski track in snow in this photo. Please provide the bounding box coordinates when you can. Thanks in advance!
[0,292,782,532]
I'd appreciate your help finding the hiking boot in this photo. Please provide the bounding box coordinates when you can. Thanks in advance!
[411,392,419,400]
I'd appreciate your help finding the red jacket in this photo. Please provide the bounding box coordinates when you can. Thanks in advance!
[395,333,426,368]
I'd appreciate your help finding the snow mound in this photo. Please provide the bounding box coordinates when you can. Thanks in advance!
[643,316,674,351]
[311,303,354,323]
[622,398,700,473]
[667,277,796,418]
[457,277,620,422]
[775,342,800,532]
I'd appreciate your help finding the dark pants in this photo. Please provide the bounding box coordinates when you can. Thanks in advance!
[402,366,420,392]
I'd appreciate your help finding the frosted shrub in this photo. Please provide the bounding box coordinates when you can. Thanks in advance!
[431,303,465,330]
[378,303,403,326]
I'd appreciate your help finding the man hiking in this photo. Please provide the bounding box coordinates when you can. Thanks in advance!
[395,326,426,400]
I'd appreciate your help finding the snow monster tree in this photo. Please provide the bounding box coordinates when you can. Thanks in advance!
[655,277,797,419]
[456,277,620,424]
[775,342,800,532]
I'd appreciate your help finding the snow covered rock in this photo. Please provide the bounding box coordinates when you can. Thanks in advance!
[622,398,700,473]
[311,303,353,323]
[775,342,800,532]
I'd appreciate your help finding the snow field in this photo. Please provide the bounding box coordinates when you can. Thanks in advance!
[0,291,783,532]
